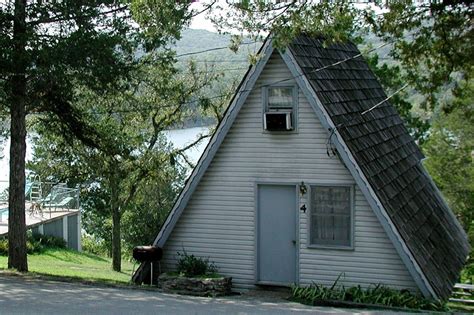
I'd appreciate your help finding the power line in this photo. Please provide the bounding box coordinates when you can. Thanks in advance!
[326,81,410,156]
[176,41,259,58]
[105,41,392,115]
[28,41,391,116]
[361,83,409,116]
[184,67,249,75]
[104,41,392,115]
[178,60,249,63]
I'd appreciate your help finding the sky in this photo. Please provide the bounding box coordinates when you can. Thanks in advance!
[189,1,218,32]
[0,138,34,183]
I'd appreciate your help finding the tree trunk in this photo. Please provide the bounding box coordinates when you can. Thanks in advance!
[8,0,28,272]
[110,165,121,272]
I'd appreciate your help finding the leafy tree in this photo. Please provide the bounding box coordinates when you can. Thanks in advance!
[80,186,113,255]
[77,141,186,260]
[29,61,220,271]
[370,0,473,109]
[1,0,135,271]
[121,160,185,252]
[0,0,192,271]
[209,1,364,47]
[423,77,474,234]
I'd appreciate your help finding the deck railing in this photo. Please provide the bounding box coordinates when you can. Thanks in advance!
[0,179,80,221]
[450,283,474,305]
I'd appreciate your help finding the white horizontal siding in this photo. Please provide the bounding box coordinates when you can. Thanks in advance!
[299,188,417,291]
[162,52,418,292]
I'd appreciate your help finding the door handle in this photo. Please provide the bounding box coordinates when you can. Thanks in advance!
[292,240,296,245]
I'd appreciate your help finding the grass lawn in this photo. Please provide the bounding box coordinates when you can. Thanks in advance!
[0,248,135,285]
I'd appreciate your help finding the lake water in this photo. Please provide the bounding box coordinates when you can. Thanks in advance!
[0,126,212,185]
[163,126,212,165]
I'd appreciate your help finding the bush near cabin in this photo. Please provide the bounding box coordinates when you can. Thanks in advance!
[175,251,218,278]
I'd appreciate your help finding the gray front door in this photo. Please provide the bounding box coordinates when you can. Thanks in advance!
[257,184,296,285]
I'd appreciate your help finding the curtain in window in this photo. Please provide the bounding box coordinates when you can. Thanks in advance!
[268,87,293,108]
[311,186,351,246]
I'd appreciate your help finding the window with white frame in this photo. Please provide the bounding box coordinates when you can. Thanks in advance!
[263,86,297,131]
[310,185,353,248]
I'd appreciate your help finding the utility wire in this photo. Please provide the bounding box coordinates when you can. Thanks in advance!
[175,67,248,76]
[326,82,410,157]
[102,41,392,115]
[29,41,393,116]
[361,83,409,116]
[176,41,258,58]
[178,60,249,63]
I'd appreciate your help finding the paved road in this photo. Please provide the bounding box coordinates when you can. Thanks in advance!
[0,276,401,314]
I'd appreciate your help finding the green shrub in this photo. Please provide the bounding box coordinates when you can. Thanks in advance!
[0,234,67,256]
[461,246,474,284]
[0,238,8,256]
[0,238,44,255]
[176,250,218,277]
[291,280,448,311]
[26,239,44,254]
[81,234,109,256]
[30,234,66,249]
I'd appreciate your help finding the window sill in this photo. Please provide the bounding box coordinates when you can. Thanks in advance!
[306,244,354,251]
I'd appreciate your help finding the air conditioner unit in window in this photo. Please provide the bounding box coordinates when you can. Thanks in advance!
[264,111,293,131]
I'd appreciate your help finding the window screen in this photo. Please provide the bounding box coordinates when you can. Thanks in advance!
[310,186,352,247]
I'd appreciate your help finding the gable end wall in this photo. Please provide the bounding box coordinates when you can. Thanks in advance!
[161,53,418,292]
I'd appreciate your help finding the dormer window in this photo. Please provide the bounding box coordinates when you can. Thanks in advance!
[263,86,297,131]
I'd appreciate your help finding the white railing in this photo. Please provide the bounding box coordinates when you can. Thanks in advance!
[0,179,80,221]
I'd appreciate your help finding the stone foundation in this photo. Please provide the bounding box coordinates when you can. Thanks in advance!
[158,273,232,297]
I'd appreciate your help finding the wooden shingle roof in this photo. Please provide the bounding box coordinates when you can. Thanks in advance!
[288,35,470,299]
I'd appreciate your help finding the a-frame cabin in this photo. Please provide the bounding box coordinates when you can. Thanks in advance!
[135,35,469,300]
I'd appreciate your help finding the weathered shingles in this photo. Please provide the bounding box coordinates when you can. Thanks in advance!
[289,35,469,299]
[378,162,466,298]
